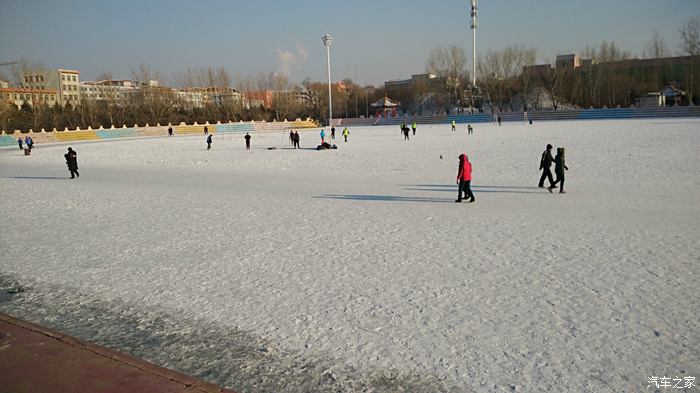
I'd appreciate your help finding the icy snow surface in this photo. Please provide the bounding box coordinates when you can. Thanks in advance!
[1,119,698,392]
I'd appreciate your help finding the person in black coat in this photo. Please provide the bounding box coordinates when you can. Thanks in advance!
[64,147,79,179]
[549,147,569,193]
[538,144,555,188]
[244,132,251,150]
[206,134,213,150]
[293,131,300,149]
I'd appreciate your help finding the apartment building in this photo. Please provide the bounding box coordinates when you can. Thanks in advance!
[21,68,80,106]
[79,79,138,105]
[0,87,59,108]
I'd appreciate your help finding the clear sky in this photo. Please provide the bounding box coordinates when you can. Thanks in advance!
[0,0,698,87]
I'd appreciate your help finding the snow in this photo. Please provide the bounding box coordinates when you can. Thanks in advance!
[1,119,698,392]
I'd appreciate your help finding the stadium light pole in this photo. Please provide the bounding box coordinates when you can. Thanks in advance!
[469,0,478,87]
[322,34,333,129]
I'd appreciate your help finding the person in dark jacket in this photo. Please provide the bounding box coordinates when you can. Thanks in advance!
[467,124,473,134]
[403,125,410,140]
[168,126,173,136]
[455,153,475,203]
[206,134,213,150]
[64,147,79,178]
[204,126,209,135]
[244,132,251,150]
[331,127,336,140]
[293,131,300,149]
[549,147,569,193]
[17,137,23,150]
[289,130,294,146]
[538,144,556,188]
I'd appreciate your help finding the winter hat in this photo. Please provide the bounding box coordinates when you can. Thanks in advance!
[546,144,553,149]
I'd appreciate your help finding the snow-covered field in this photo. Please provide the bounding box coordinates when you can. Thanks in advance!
[1,119,698,392]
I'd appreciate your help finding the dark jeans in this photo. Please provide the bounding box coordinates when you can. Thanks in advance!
[69,169,79,178]
[539,167,554,187]
[246,142,250,150]
[552,174,565,191]
[207,142,211,150]
[457,180,473,201]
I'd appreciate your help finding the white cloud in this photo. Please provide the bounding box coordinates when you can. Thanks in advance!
[275,49,295,75]
[296,42,308,61]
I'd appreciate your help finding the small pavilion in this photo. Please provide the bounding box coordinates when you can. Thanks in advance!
[370,96,400,117]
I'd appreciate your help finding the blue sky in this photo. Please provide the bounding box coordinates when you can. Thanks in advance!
[0,0,697,86]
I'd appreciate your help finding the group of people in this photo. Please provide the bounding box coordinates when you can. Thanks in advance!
[400,122,417,140]
[320,127,350,145]
[538,144,568,193]
[17,135,34,151]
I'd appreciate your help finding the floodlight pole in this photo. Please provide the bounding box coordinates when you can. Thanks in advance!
[322,34,333,129]
[470,0,478,87]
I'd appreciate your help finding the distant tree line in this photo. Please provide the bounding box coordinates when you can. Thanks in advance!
[383,17,700,114]
[2,17,699,132]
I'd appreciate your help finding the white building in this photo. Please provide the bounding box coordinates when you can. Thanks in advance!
[21,68,80,106]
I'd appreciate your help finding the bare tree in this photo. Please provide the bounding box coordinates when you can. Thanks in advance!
[96,71,113,81]
[130,63,174,125]
[476,45,535,112]
[426,45,469,107]
[10,57,44,86]
[679,16,700,55]
[644,31,670,59]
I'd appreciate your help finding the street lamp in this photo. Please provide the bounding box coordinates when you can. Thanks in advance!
[469,0,478,88]
[322,33,333,128]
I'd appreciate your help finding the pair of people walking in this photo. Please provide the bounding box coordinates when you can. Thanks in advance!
[64,147,79,178]
[539,144,568,193]
[455,153,475,203]
[291,131,300,149]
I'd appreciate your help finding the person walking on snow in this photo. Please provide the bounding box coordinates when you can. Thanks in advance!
[455,153,475,203]
[412,121,417,135]
[331,127,336,140]
[403,125,410,141]
[320,129,326,144]
[538,144,556,189]
[289,130,294,146]
[467,124,473,134]
[342,127,349,142]
[549,147,568,193]
[451,120,456,132]
[206,134,212,150]
[244,132,251,150]
[293,131,300,149]
[64,147,79,179]
[168,126,173,136]
[17,137,23,150]
[204,126,209,135]
[25,136,33,150]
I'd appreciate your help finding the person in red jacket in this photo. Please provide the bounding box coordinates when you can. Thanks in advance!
[455,153,475,203]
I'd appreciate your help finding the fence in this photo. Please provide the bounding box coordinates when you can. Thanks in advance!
[0,119,318,147]
[333,106,700,127]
